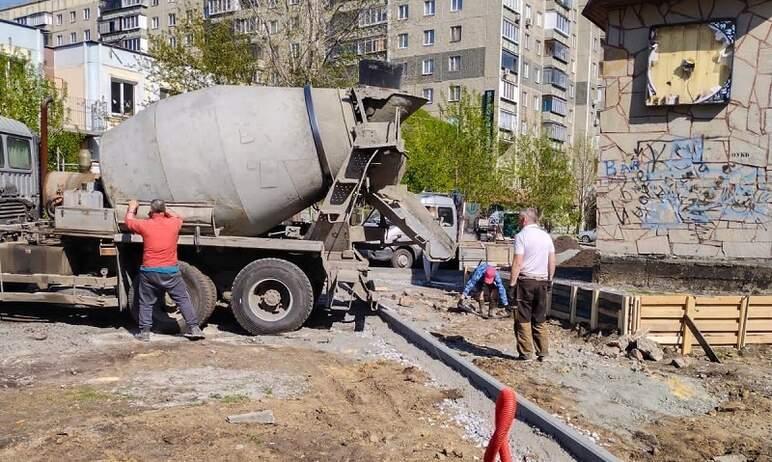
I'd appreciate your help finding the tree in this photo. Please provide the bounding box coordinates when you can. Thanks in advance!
[148,8,261,93]
[569,136,598,233]
[401,89,506,206]
[148,0,379,91]
[504,134,575,230]
[0,52,82,170]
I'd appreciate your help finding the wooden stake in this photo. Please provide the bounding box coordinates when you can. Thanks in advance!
[737,295,750,349]
[590,289,600,330]
[569,285,578,325]
[682,296,695,355]
[683,314,721,363]
[618,296,630,335]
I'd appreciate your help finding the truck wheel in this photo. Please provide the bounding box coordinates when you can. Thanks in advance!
[230,258,314,335]
[391,247,414,269]
[128,261,217,334]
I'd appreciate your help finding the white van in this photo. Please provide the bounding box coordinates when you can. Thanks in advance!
[357,193,458,268]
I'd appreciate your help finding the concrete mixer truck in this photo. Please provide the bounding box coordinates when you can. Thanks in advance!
[0,63,456,335]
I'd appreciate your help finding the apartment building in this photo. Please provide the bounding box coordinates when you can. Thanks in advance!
[0,0,99,47]
[389,0,604,147]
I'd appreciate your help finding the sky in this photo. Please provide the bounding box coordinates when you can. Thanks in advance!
[0,0,26,9]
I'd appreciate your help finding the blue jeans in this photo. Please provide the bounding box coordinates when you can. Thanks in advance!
[137,271,199,329]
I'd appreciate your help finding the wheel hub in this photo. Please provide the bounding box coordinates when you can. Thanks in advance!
[247,279,294,322]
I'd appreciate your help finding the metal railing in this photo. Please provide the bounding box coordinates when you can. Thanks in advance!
[63,97,116,134]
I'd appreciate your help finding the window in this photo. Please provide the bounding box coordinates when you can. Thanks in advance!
[521,120,527,133]
[56,14,62,25]
[523,62,529,79]
[84,29,91,40]
[168,13,176,26]
[450,0,462,12]
[422,88,434,103]
[533,95,539,109]
[522,91,528,107]
[423,0,435,16]
[56,34,62,45]
[69,11,76,22]
[503,0,520,12]
[544,122,567,142]
[359,7,387,27]
[70,32,76,43]
[122,15,138,29]
[151,16,159,29]
[542,96,567,116]
[234,17,257,33]
[535,40,541,55]
[422,58,434,75]
[501,80,516,101]
[83,8,90,20]
[169,36,176,46]
[123,38,141,50]
[502,19,518,43]
[593,36,599,51]
[545,11,570,36]
[398,33,408,48]
[7,136,31,170]
[111,81,135,115]
[544,67,568,89]
[423,29,434,46]
[536,12,542,26]
[356,37,386,55]
[524,33,530,50]
[499,109,515,131]
[438,207,454,226]
[398,4,408,19]
[448,55,460,72]
[450,25,461,42]
[291,43,300,57]
[289,0,299,4]
[448,85,461,102]
[535,68,541,83]
[525,4,531,20]
[569,83,575,98]
[266,20,278,33]
[547,40,569,62]
[501,49,518,73]
[152,0,159,5]
[593,62,598,78]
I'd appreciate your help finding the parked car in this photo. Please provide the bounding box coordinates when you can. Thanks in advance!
[578,229,597,244]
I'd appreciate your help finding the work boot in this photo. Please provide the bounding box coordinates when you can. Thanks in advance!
[134,328,151,342]
[184,325,205,340]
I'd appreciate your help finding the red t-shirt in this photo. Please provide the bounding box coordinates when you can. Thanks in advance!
[125,212,183,268]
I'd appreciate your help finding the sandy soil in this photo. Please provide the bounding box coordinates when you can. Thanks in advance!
[378,275,772,462]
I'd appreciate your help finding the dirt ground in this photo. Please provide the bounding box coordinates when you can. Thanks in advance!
[381,275,772,462]
[0,305,484,462]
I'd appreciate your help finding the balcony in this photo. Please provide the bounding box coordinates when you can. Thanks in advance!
[205,0,241,17]
[543,121,567,143]
[546,0,571,11]
[100,0,147,14]
[63,98,113,135]
[98,15,147,36]
[15,12,53,28]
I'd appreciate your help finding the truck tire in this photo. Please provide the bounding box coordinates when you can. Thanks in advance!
[391,247,414,269]
[128,261,217,334]
[230,258,314,335]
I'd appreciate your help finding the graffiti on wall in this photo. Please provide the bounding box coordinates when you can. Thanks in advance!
[603,136,770,229]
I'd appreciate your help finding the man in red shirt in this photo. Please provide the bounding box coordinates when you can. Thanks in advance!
[126,199,204,342]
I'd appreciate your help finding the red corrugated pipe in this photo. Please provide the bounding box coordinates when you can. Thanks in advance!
[483,387,517,462]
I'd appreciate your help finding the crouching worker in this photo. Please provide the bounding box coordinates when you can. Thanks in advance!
[125,199,205,342]
[460,263,509,318]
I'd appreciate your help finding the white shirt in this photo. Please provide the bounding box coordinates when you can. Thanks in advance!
[514,224,555,280]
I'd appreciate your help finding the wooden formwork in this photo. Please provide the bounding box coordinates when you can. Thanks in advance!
[549,282,631,333]
[622,294,772,352]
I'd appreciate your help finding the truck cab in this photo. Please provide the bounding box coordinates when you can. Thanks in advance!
[358,193,458,268]
[0,116,38,223]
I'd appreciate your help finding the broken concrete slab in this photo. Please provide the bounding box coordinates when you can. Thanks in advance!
[226,410,275,425]
[635,338,664,362]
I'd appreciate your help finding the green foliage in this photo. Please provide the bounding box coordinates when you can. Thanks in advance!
[0,52,83,170]
[148,12,261,93]
[402,89,504,206]
[569,135,599,232]
[506,134,575,229]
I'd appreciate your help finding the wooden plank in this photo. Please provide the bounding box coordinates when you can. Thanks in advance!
[640,305,687,318]
[639,295,688,305]
[692,305,742,319]
[569,285,579,325]
[0,292,119,307]
[633,296,642,333]
[748,295,772,304]
[649,333,740,345]
[618,296,630,335]
[550,310,570,320]
[599,292,625,305]
[745,319,772,331]
[590,289,599,331]
[693,296,745,305]
[684,314,721,363]
[737,296,750,349]
[640,318,684,331]
[744,333,772,344]
[643,318,741,333]
[747,306,772,318]
[682,296,695,355]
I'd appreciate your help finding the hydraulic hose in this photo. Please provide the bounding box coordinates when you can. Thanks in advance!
[483,387,517,462]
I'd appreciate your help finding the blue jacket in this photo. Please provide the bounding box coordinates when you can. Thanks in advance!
[462,263,509,305]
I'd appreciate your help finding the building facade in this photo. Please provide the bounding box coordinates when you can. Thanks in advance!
[389,0,605,147]
[0,18,46,67]
[584,0,772,291]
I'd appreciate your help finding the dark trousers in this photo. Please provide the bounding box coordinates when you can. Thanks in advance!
[514,278,550,358]
[475,282,499,316]
[138,271,199,330]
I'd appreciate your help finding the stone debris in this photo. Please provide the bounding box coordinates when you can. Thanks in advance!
[671,357,689,368]
[633,337,664,362]
[225,410,275,425]
[713,455,748,462]
[628,348,645,361]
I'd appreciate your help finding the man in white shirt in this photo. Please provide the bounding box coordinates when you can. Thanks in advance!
[509,208,555,361]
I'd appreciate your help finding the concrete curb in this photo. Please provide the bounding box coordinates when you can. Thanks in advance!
[377,304,620,462]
